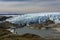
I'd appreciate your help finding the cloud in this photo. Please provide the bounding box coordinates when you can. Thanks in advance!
[0,0,57,1]
[0,0,27,1]
[0,0,60,12]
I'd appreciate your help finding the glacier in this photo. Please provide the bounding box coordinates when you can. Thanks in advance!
[5,12,60,26]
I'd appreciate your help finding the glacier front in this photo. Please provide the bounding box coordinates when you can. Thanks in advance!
[5,12,60,26]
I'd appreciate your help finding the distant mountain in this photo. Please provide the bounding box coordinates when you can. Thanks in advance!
[0,12,25,15]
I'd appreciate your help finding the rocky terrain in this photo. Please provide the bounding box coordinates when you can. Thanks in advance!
[0,16,12,21]
[0,29,45,40]
[0,29,60,40]
[0,16,60,40]
[0,16,45,40]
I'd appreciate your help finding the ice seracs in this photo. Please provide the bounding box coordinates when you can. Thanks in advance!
[5,12,60,27]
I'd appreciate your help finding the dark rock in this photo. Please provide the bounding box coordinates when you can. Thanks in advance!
[0,16,12,21]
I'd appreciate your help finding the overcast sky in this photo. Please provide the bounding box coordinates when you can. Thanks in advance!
[0,0,60,13]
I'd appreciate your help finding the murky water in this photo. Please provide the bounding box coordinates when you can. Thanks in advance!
[13,27,60,39]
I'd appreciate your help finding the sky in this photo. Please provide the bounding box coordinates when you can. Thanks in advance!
[0,0,60,13]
